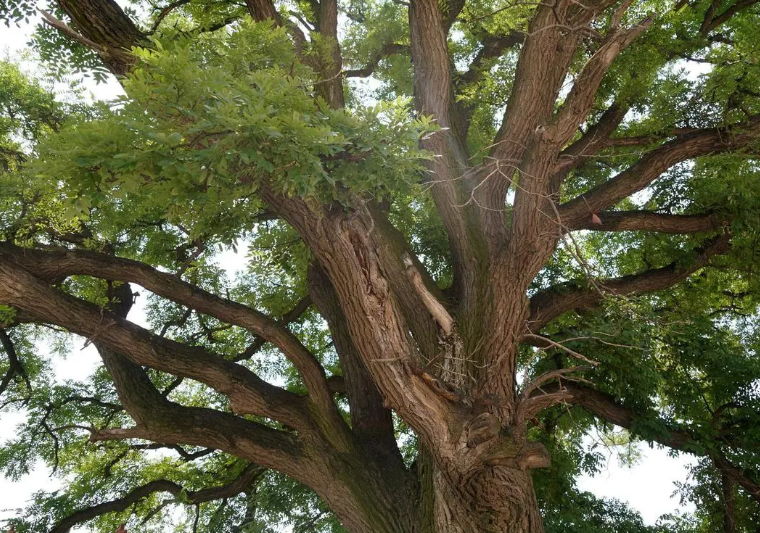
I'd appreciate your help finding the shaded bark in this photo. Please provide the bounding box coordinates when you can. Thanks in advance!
[307,262,403,463]
[6,1,760,532]
[55,0,145,75]
[245,0,282,23]
[528,233,731,329]
[431,465,543,533]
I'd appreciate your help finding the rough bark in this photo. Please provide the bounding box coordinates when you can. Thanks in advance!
[430,464,543,533]
[3,1,759,532]
[53,0,145,75]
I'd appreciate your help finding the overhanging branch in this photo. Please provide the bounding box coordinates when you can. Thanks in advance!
[527,234,731,329]
[455,32,522,89]
[0,243,336,419]
[700,0,760,35]
[233,295,311,362]
[559,116,760,228]
[529,381,760,504]
[344,43,409,77]
[567,210,726,233]
[0,256,309,429]
[50,463,264,533]
[88,342,305,488]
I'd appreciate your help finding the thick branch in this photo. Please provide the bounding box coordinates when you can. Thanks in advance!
[50,463,263,533]
[91,341,305,483]
[233,295,311,362]
[559,117,760,227]
[701,0,760,35]
[714,455,760,505]
[528,234,731,329]
[0,243,335,419]
[344,43,409,78]
[493,0,618,160]
[260,189,461,465]
[536,382,691,448]
[245,0,282,23]
[368,207,448,360]
[308,263,401,460]
[551,100,626,175]
[409,0,485,312]
[53,0,145,75]
[0,256,309,429]
[0,328,31,397]
[485,0,618,255]
[315,0,345,108]
[568,210,726,233]
[548,16,653,147]
[721,471,737,533]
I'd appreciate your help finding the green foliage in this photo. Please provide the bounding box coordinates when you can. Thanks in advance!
[1,0,760,531]
[543,492,656,533]
[0,0,38,26]
[32,21,431,247]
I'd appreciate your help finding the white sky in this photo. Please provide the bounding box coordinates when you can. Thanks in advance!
[0,7,697,531]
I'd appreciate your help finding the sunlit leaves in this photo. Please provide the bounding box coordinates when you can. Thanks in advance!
[32,20,431,247]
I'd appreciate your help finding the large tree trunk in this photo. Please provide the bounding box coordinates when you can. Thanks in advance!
[324,454,544,533]
[417,450,544,533]
[18,1,758,533]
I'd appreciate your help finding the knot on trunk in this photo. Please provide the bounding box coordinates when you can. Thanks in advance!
[485,440,551,470]
[465,412,500,447]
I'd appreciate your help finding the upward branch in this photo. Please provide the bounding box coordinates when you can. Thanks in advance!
[547,15,653,147]
[408,0,486,305]
[559,117,760,227]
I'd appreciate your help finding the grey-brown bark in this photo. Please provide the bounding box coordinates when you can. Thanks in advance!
[3,0,760,531]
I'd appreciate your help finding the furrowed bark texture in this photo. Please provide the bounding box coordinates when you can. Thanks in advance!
[3,1,760,532]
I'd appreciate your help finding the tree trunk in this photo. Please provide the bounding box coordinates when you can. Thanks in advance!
[416,449,544,533]
[432,470,543,533]
[324,461,545,533]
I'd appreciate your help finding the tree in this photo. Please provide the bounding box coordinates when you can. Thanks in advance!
[1,0,759,531]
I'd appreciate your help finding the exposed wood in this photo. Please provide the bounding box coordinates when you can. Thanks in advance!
[403,254,455,337]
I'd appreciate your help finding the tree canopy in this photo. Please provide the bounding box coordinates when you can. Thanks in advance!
[0,0,759,532]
